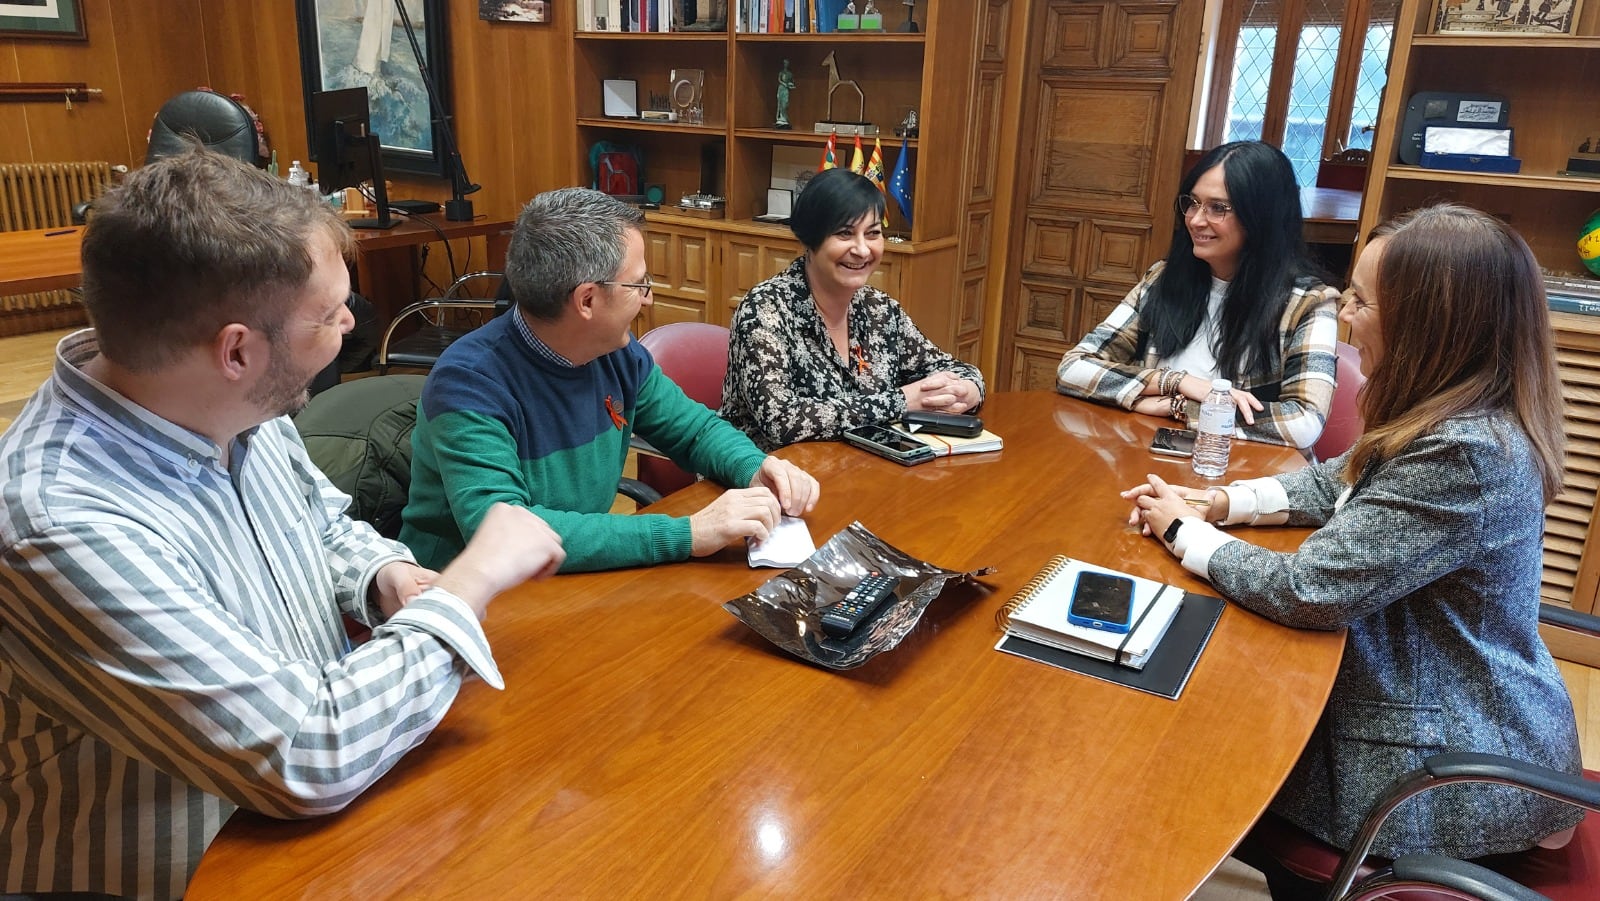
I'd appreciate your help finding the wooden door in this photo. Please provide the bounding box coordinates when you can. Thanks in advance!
[996,1,1203,391]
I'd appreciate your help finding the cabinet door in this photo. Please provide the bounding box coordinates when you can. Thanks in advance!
[641,225,715,331]
[723,237,798,319]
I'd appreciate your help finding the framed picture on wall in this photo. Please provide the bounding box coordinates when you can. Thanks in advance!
[295,0,451,178]
[0,0,87,41]
[1432,0,1584,35]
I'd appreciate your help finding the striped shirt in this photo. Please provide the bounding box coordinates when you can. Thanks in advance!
[0,330,502,900]
[1055,261,1339,450]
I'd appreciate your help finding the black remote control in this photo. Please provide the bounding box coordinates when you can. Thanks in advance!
[819,572,898,639]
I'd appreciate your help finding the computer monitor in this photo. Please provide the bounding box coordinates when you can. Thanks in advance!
[308,86,395,230]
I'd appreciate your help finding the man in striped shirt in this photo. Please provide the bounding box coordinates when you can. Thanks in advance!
[0,147,565,900]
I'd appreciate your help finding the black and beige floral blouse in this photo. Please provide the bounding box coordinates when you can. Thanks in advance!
[719,256,985,451]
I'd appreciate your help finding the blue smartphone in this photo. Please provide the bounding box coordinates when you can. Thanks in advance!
[1067,571,1135,633]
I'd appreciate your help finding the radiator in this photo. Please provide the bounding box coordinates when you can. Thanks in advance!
[0,161,119,337]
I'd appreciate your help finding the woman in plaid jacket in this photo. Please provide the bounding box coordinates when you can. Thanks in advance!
[1056,141,1339,451]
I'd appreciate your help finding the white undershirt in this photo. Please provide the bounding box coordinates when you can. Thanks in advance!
[1158,277,1228,379]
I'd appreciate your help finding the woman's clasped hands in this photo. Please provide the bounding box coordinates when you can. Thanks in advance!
[1120,473,1230,545]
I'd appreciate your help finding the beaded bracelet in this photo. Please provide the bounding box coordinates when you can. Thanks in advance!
[1170,393,1186,421]
[1168,369,1188,396]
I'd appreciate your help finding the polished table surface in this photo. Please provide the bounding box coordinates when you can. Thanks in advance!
[1300,185,1364,246]
[0,226,85,295]
[188,392,1344,899]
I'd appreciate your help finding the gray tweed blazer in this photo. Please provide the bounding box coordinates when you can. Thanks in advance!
[1209,412,1585,860]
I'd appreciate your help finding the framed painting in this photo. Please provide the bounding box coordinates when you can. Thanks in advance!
[0,0,87,41]
[480,0,549,22]
[295,0,451,178]
[1432,0,1584,35]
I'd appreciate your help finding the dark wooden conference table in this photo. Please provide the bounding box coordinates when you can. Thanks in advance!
[188,391,1344,899]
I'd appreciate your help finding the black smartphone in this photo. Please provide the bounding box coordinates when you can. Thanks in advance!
[842,423,937,466]
[1151,427,1197,458]
[1067,571,1136,633]
[901,410,984,438]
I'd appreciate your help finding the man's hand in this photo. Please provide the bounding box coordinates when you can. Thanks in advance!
[689,487,782,557]
[433,503,565,619]
[901,371,980,413]
[749,456,820,516]
[369,561,437,619]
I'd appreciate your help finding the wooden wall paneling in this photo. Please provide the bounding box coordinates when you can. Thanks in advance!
[0,0,185,168]
[1010,340,1075,392]
[956,0,1009,382]
[1029,80,1164,214]
[996,0,1201,391]
[919,2,979,244]
[977,0,1034,380]
[1015,278,1076,344]
[109,1,210,168]
[198,1,310,171]
[960,273,985,335]
[1021,213,1083,279]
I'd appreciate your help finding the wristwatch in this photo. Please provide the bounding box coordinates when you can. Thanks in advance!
[1162,518,1184,546]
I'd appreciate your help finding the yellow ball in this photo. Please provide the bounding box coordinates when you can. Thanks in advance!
[1582,210,1600,276]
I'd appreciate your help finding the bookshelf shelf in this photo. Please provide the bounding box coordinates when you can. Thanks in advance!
[567,0,978,347]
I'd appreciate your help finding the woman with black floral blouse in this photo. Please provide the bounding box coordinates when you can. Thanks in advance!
[719,168,985,451]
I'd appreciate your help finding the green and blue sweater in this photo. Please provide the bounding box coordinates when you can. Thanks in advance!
[400,311,766,572]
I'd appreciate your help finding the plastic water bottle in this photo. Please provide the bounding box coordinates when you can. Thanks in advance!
[1192,378,1234,479]
[286,160,310,188]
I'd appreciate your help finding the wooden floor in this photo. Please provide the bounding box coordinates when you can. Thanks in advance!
[2,328,1597,899]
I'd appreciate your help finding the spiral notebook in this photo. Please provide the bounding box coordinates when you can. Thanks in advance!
[994,555,1225,700]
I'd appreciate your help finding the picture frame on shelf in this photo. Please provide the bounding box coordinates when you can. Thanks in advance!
[603,79,640,118]
[1431,0,1584,35]
[0,0,86,41]
[295,0,452,178]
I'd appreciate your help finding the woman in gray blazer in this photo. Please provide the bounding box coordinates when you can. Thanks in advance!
[1124,203,1584,900]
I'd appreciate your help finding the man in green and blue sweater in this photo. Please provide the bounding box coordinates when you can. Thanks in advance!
[400,188,820,573]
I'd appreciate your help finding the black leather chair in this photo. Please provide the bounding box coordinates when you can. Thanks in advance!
[377,271,511,373]
[145,89,267,167]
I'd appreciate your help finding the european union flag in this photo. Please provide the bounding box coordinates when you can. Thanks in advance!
[888,140,913,228]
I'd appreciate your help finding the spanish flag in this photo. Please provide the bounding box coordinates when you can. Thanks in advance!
[849,133,866,174]
[863,137,886,193]
[820,131,838,171]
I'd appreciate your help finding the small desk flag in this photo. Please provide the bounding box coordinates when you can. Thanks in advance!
[864,137,886,193]
[820,131,838,171]
[889,140,914,227]
[849,133,866,174]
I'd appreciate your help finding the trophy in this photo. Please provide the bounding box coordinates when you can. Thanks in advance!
[838,0,860,31]
[860,0,884,31]
[670,69,705,125]
[775,59,795,130]
[899,0,919,33]
[813,52,877,137]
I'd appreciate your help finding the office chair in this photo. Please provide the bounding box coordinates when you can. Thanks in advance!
[377,271,509,373]
[1312,342,1366,462]
[1235,605,1600,901]
[145,89,269,167]
[634,322,732,500]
